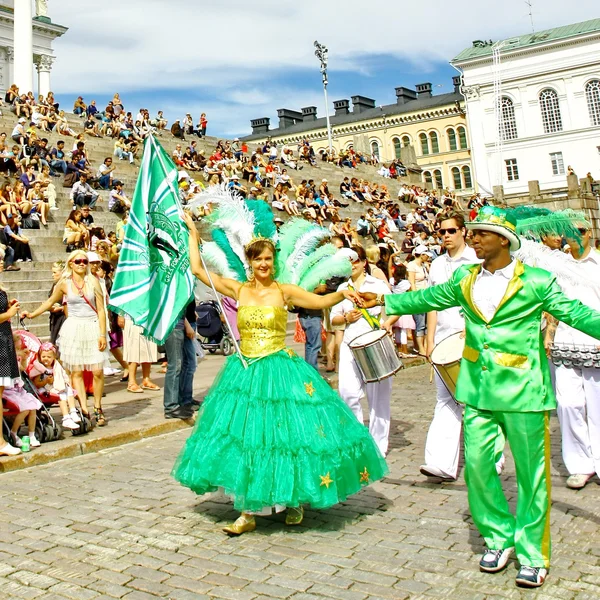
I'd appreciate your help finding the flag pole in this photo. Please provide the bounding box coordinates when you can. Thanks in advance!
[197,249,248,370]
[148,134,248,368]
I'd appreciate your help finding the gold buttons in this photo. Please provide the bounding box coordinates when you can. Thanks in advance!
[482,366,487,371]
[486,324,491,329]
[483,344,489,349]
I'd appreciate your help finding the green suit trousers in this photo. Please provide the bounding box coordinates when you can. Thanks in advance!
[463,406,551,568]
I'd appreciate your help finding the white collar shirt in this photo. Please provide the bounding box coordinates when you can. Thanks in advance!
[429,245,480,343]
[472,259,516,322]
[331,274,391,344]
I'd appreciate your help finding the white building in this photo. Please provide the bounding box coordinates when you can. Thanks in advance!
[452,19,600,196]
[0,1,67,96]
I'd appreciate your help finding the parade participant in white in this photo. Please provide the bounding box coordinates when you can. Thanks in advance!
[331,247,396,455]
[422,212,479,480]
[554,226,600,490]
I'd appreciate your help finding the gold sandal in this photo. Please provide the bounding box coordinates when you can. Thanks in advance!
[285,506,304,526]
[222,514,256,536]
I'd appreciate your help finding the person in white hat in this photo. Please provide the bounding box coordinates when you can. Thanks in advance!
[330,245,397,456]
[407,245,432,355]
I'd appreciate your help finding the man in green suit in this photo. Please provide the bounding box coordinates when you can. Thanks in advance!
[379,206,600,588]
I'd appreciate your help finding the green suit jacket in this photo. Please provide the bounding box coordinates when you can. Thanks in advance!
[385,260,600,412]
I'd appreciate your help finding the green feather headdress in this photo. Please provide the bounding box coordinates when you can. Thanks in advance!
[193,185,351,289]
[511,206,589,243]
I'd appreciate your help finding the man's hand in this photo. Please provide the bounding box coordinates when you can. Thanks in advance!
[184,324,195,340]
[357,291,380,309]
[345,309,362,324]
[342,289,364,307]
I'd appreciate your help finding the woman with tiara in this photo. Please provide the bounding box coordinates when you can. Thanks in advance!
[173,194,388,535]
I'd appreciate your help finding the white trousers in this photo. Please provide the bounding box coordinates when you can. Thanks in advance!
[424,373,463,478]
[338,342,392,456]
[555,365,600,477]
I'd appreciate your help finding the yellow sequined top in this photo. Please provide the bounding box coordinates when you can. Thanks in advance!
[238,305,288,358]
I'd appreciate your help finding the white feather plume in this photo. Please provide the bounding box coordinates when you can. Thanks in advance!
[201,242,238,279]
[282,228,331,284]
[185,183,236,210]
[515,238,600,292]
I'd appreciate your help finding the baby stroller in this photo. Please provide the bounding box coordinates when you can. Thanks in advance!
[9,328,93,438]
[2,372,64,444]
[196,300,234,356]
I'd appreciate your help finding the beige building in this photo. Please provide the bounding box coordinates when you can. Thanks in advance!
[243,77,475,194]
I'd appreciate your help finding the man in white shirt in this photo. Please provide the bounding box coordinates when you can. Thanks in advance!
[421,212,479,480]
[554,226,600,490]
[331,247,396,455]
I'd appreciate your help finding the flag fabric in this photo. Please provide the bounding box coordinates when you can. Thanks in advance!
[108,135,195,344]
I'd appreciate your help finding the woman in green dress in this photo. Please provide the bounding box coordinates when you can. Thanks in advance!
[173,211,388,535]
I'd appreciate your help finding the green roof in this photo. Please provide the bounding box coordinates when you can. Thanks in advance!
[452,18,600,63]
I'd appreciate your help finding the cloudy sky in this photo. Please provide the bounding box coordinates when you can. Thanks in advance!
[48,0,599,137]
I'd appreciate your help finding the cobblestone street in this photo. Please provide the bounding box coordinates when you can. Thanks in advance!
[1,364,599,600]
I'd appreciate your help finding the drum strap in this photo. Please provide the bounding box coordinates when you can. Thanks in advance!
[348,284,380,330]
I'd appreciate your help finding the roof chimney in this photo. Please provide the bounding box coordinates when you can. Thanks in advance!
[250,117,270,135]
[333,99,350,116]
[351,95,376,114]
[415,82,433,98]
[452,76,462,94]
[301,106,318,121]
[277,108,304,130]
[395,86,417,105]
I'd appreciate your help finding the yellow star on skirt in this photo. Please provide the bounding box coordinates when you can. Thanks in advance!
[359,467,370,483]
[304,382,315,397]
[285,348,295,357]
[320,472,333,488]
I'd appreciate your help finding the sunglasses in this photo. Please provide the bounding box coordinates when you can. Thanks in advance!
[439,228,459,235]
[72,258,88,265]
[578,228,589,234]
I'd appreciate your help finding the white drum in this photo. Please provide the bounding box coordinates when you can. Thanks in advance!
[429,332,465,398]
[348,329,403,383]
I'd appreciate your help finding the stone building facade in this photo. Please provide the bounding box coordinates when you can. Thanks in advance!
[243,78,475,195]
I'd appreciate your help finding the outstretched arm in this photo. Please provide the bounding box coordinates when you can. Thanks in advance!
[385,278,460,316]
[281,283,362,311]
[23,281,66,319]
[181,211,242,300]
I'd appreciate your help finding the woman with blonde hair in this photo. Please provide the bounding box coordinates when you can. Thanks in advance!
[365,245,391,288]
[23,250,108,426]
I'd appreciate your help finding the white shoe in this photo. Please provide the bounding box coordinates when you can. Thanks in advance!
[103,367,120,376]
[62,416,79,430]
[0,443,21,456]
[496,454,506,475]
[419,464,456,480]
[70,409,81,423]
[566,473,594,489]
[480,547,514,573]
[10,432,22,448]
[29,435,41,448]
[516,566,547,588]
[50,206,60,211]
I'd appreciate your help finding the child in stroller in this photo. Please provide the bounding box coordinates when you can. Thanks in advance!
[2,334,43,448]
[27,342,81,430]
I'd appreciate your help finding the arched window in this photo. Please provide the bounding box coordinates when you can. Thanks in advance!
[419,133,429,156]
[447,128,457,151]
[433,170,443,189]
[370,140,380,159]
[429,131,439,153]
[462,165,472,189]
[401,135,411,147]
[452,167,462,190]
[423,171,432,186]
[392,137,402,159]
[539,89,563,133]
[457,126,468,149]
[499,96,518,140]
[586,80,600,126]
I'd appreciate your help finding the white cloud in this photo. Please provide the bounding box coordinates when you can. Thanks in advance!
[46,0,600,134]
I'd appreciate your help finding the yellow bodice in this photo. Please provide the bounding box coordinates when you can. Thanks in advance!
[238,305,288,358]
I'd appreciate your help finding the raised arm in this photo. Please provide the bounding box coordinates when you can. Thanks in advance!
[385,277,460,316]
[181,211,242,300]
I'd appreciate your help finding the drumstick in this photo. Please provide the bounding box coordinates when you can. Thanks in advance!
[429,365,434,383]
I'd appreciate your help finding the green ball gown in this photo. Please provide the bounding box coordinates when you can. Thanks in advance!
[172,305,388,513]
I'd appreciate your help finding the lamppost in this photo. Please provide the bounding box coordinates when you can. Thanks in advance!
[314,40,333,157]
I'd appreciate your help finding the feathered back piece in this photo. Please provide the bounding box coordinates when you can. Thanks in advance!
[511,206,589,243]
[276,219,351,290]
[193,186,351,289]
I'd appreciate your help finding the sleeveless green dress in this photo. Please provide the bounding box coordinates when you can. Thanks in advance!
[172,305,388,513]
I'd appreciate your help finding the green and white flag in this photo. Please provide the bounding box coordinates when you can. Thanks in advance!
[108,135,195,344]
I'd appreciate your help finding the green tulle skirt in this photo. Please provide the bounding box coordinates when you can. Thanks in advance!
[172,348,388,513]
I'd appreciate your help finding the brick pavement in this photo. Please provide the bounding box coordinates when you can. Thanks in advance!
[1,364,600,599]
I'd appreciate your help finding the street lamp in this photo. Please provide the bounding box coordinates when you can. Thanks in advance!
[314,40,333,157]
